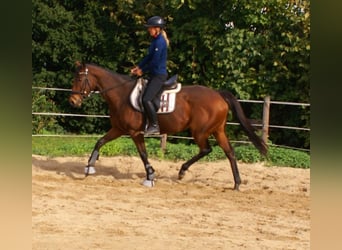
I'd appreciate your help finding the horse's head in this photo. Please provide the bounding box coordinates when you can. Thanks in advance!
[69,61,97,108]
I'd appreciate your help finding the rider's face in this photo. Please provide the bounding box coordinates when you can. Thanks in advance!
[147,27,160,37]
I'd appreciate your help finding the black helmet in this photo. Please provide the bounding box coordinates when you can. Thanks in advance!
[144,16,165,28]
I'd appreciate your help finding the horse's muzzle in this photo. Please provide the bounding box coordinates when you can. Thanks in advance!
[69,95,82,108]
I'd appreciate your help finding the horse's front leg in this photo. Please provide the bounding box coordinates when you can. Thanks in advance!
[131,134,155,187]
[85,128,121,176]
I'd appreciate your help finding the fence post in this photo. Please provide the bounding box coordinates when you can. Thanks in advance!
[262,96,270,145]
[160,134,167,152]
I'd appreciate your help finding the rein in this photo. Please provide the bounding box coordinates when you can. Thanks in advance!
[97,79,132,95]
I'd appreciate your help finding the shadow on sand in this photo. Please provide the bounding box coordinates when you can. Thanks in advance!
[32,155,147,181]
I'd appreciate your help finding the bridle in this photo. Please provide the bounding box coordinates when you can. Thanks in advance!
[71,66,135,99]
[71,68,93,98]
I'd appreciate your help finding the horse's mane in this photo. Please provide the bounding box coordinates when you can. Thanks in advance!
[85,63,133,82]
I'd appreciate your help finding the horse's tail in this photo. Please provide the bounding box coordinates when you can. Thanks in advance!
[218,90,268,156]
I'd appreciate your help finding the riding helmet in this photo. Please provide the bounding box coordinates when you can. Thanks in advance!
[144,16,166,28]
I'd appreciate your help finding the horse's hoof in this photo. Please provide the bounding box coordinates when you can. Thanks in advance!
[85,166,96,175]
[142,179,154,188]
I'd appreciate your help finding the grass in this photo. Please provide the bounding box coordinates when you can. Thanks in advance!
[32,136,310,168]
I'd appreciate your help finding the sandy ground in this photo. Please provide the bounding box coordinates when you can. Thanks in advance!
[32,155,310,250]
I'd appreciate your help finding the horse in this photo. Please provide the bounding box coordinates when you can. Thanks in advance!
[69,61,267,190]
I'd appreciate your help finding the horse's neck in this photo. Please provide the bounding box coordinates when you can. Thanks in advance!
[97,72,134,108]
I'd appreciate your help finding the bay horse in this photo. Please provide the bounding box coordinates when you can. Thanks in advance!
[69,62,267,190]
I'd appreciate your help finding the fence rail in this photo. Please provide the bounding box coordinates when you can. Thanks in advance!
[32,86,310,152]
[32,86,311,107]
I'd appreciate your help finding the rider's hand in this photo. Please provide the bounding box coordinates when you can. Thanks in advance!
[131,66,143,76]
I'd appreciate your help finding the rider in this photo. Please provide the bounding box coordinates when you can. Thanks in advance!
[131,16,169,135]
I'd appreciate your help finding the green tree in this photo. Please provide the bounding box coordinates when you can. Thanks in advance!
[168,0,310,147]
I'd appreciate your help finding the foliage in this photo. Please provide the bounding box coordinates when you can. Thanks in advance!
[234,145,263,163]
[32,0,310,149]
[267,146,310,168]
[32,90,64,134]
[32,137,310,168]
[234,143,310,168]
[32,136,97,156]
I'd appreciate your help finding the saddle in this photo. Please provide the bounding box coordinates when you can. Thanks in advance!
[130,75,181,114]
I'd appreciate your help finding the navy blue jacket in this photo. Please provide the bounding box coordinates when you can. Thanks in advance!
[138,33,167,76]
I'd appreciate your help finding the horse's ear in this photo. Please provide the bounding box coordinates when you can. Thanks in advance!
[75,61,81,67]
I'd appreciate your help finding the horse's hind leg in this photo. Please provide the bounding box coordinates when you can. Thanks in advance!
[213,130,241,190]
[86,128,121,176]
[178,137,212,179]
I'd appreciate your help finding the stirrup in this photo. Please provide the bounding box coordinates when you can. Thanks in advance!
[144,124,160,135]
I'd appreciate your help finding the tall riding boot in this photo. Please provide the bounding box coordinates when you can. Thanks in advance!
[143,101,160,135]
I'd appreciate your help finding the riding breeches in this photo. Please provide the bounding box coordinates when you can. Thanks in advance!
[142,74,167,110]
